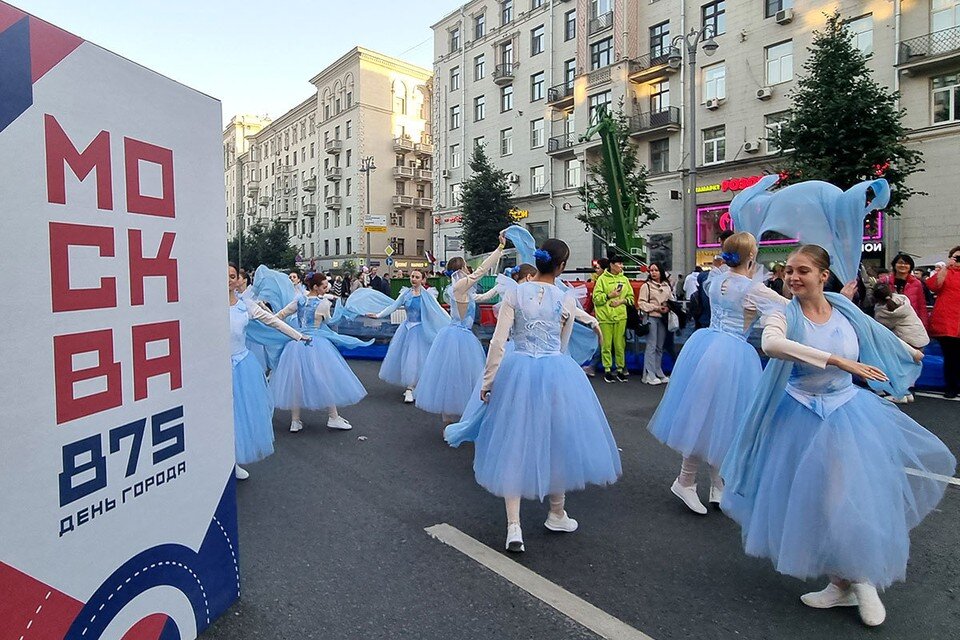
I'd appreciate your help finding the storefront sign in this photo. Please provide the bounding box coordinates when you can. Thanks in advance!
[696,204,883,248]
[434,214,463,225]
[696,173,788,195]
[509,208,529,221]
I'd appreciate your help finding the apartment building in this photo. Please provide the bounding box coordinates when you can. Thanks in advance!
[223,114,270,242]
[224,47,434,273]
[432,0,960,270]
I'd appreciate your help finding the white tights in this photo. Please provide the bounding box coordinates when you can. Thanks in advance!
[504,494,565,525]
[678,456,723,490]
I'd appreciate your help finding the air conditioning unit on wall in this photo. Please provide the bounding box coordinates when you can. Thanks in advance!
[508,173,520,184]
[744,140,761,153]
[705,98,721,110]
[776,8,795,24]
[756,86,773,100]
[441,169,451,178]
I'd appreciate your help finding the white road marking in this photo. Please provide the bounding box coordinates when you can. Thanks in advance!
[425,523,654,640]
[904,467,960,487]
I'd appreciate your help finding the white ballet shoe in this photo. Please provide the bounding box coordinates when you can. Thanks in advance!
[403,389,414,403]
[234,465,249,480]
[505,523,524,553]
[289,419,304,433]
[800,583,858,609]
[327,416,352,430]
[544,511,578,532]
[671,479,707,515]
[851,582,886,626]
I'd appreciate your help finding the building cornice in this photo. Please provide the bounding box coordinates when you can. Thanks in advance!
[310,46,431,87]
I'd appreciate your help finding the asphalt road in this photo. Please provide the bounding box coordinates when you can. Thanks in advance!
[203,360,960,640]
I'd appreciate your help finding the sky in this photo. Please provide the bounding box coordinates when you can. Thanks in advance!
[13,0,465,125]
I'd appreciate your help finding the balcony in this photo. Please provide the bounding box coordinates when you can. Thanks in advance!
[415,140,434,155]
[629,51,674,83]
[392,195,414,209]
[416,168,433,182]
[279,164,294,173]
[246,181,259,197]
[493,63,515,86]
[588,11,613,35]
[393,136,415,153]
[547,134,577,156]
[284,186,298,196]
[325,166,342,181]
[278,211,296,222]
[628,107,681,138]
[587,66,611,87]
[324,139,342,154]
[302,177,317,192]
[325,195,342,209]
[898,26,960,74]
[258,195,270,206]
[546,81,575,108]
[393,166,415,180]
[302,203,318,216]
[414,197,433,210]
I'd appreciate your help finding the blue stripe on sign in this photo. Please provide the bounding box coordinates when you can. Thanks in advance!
[0,17,33,133]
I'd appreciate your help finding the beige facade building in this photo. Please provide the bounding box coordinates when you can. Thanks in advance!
[431,0,960,271]
[224,48,434,273]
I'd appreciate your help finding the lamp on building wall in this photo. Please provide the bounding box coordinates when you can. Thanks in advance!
[359,155,377,267]
[668,26,718,268]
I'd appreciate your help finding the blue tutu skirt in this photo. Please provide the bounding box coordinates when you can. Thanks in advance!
[647,329,762,466]
[415,325,486,415]
[380,321,431,388]
[233,351,275,465]
[271,335,367,410]
[723,389,955,588]
[474,351,622,500]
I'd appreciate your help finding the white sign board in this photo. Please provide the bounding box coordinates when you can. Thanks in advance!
[0,3,238,638]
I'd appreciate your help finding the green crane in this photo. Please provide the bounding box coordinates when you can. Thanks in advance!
[580,105,646,262]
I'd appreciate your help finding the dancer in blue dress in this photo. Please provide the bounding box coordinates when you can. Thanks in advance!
[272,273,371,433]
[416,232,506,422]
[474,239,617,553]
[647,232,787,514]
[721,244,955,627]
[366,269,451,403]
[228,263,310,480]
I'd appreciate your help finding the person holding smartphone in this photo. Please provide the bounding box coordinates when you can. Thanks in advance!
[926,246,960,398]
[592,255,634,383]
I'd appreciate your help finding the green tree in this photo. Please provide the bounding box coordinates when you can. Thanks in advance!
[227,222,297,271]
[771,11,923,215]
[578,104,658,248]
[460,144,515,254]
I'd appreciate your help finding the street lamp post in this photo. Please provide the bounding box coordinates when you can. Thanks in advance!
[668,26,718,271]
[359,155,376,269]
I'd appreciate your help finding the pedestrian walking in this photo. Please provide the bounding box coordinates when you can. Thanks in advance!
[926,245,960,398]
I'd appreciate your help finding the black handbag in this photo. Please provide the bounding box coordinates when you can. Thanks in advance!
[666,299,688,329]
[626,304,649,336]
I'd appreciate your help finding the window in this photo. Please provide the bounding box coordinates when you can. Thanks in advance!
[324,239,330,255]
[474,136,485,150]
[310,142,315,158]
[530,166,545,194]
[417,213,425,230]
[474,95,486,121]
[346,178,352,196]
[335,97,342,114]
[474,13,486,39]
[531,118,544,148]
[649,139,670,174]
[500,128,513,156]
[531,25,545,55]
[450,66,461,91]
[346,150,352,167]
[933,72,960,124]
[396,181,405,196]
[450,26,461,53]
[589,90,611,123]
[703,64,726,101]
[765,41,794,85]
[324,212,330,229]
[450,105,461,130]
[845,14,873,55]
[703,126,726,165]
[293,151,297,165]
[768,0,798,18]
[346,207,352,225]
[702,0,726,36]
[450,143,462,168]
[531,72,545,100]
[395,238,405,255]
[502,0,513,25]
[565,158,581,187]
[417,239,425,256]
[532,0,543,7]
[932,0,960,31]
[765,111,791,152]
[501,84,514,112]
[474,54,486,80]
[346,237,352,254]
[346,91,352,108]
[346,120,352,138]
[335,210,341,227]
[650,21,670,59]
[565,9,577,40]
[591,0,612,17]
[500,40,514,65]
[335,239,341,255]
[590,37,613,70]
[527,221,549,247]
[649,80,669,112]
[564,58,577,84]
[396,212,405,227]
[450,183,461,205]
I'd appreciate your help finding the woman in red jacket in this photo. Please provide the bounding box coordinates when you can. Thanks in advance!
[926,246,960,398]
[879,254,929,330]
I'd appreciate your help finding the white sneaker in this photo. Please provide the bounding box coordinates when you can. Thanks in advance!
[658,374,670,383]
[544,511,579,532]
[890,395,910,404]
[709,485,723,505]
[327,415,352,430]
[234,465,249,480]
[851,582,886,627]
[289,419,304,433]
[670,479,707,515]
[801,583,858,609]
[643,375,663,386]
[403,389,414,403]
[505,523,524,553]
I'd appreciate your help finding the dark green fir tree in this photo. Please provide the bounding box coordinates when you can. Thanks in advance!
[772,11,923,215]
[227,221,297,271]
[459,143,515,254]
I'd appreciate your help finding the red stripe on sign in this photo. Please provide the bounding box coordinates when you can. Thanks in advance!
[0,561,83,639]
[0,2,26,33]
[28,15,83,82]
[121,613,170,640]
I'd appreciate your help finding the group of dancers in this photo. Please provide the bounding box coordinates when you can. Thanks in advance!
[226,176,956,628]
